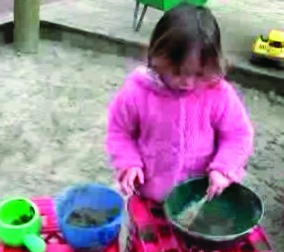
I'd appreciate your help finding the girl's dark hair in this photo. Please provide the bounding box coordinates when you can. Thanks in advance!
[148,3,224,75]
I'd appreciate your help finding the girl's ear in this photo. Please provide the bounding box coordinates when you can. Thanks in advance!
[150,57,163,67]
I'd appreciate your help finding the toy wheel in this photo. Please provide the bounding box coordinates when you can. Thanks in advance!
[250,54,259,64]
[278,61,284,69]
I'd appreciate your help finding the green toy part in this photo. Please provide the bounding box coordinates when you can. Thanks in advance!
[133,0,208,31]
[0,197,46,252]
[137,0,207,10]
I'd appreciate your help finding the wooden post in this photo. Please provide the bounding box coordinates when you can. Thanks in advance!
[14,0,40,53]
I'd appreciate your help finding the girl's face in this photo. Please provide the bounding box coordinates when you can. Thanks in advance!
[152,53,203,90]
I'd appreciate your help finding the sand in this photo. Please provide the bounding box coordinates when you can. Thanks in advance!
[0,40,282,251]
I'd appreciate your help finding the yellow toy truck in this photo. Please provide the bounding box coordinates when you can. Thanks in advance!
[251,29,284,68]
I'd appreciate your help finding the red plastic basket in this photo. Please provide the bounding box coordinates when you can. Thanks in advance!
[0,197,120,252]
[126,195,274,252]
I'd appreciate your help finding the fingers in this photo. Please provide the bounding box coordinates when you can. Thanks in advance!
[136,168,145,185]
[206,185,224,200]
[120,175,131,196]
[207,170,231,200]
[120,168,144,196]
[126,169,138,195]
[206,185,216,200]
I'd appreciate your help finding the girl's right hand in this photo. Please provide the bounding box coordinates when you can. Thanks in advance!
[120,167,144,196]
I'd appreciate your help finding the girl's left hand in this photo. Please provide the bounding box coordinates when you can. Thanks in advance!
[207,170,231,200]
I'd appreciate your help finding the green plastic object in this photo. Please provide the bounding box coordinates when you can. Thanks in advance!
[164,177,264,241]
[137,0,208,10]
[0,197,46,252]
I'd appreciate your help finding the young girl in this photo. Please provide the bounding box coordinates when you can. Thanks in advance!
[105,3,254,202]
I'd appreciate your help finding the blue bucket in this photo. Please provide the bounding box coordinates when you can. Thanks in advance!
[55,183,124,250]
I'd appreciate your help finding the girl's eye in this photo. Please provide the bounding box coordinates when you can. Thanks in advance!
[179,66,203,77]
[175,67,192,76]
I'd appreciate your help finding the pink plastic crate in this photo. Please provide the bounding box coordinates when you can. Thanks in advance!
[0,197,120,252]
[126,195,274,252]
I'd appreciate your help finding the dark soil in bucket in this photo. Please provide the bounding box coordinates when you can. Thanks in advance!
[12,206,35,225]
[67,207,120,228]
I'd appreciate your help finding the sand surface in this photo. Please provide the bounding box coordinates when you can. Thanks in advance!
[0,40,283,251]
